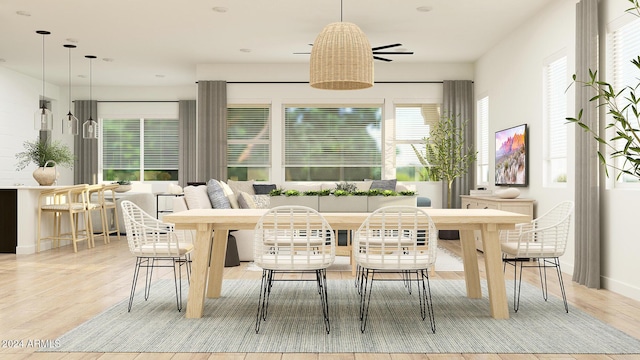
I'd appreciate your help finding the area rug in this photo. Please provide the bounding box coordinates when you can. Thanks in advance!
[245,246,464,272]
[44,279,640,354]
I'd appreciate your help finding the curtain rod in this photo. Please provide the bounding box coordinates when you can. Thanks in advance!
[214,81,446,84]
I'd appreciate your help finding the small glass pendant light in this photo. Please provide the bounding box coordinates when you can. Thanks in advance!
[34,30,53,131]
[62,44,79,135]
[82,55,98,139]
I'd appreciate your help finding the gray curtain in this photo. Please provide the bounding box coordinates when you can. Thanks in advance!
[73,100,98,185]
[573,0,600,288]
[442,80,475,209]
[178,100,197,187]
[197,81,227,181]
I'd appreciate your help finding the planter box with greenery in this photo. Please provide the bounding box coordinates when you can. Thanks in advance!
[366,190,417,211]
[318,190,368,212]
[268,189,319,210]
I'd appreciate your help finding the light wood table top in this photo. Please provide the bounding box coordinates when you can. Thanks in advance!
[164,208,529,320]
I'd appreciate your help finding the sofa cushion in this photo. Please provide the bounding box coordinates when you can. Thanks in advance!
[253,183,277,195]
[253,194,271,209]
[218,181,239,209]
[285,183,322,192]
[183,185,212,210]
[207,179,231,209]
[237,191,257,209]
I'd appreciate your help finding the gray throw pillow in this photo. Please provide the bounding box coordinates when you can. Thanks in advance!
[253,183,277,195]
[207,179,231,209]
[370,179,397,191]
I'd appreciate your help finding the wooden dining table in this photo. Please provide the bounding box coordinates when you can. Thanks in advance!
[163,208,529,320]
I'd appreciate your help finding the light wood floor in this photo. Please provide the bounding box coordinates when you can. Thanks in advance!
[1,236,639,360]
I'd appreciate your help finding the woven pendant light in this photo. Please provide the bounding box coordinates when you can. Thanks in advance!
[309,22,373,90]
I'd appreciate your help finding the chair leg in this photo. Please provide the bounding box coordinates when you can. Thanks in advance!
[144,259,155,301]
[359,268,374,333]
[417,269,436,333]
[172,257,183,312]
[128,257,143,312]
[255,269,273,333]
[315,269,330,334]
[555,259,569,313]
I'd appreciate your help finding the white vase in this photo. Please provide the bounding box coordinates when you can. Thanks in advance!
[32,166,57,186]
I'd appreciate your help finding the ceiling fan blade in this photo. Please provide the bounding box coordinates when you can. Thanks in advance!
[373,56,393,62]
[371,43,402,51]
[372,51,414,55]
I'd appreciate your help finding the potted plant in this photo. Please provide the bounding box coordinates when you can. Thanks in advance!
[15,138,74,186]
[114,180,133,193]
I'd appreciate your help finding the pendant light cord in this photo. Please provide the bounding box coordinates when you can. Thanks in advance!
[41,34,45,104]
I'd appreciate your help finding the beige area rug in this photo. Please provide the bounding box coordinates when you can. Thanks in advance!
[245,245,464,272]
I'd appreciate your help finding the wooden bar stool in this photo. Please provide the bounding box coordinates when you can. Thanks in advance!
[37,184,92,253]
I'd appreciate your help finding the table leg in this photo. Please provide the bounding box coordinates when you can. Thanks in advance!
[481,224,509,319]
[185,223,214,319]
[459,229,481,298]
[206,229,229,298]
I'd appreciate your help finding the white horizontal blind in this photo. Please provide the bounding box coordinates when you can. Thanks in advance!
[609,17,640,182]
[227,106,271,166]
[144,119,179,170]
[476,96,489,184]
[394,105,436,167]
[544,55,568,184]
[284,106,382,167]
[102,119,140,170]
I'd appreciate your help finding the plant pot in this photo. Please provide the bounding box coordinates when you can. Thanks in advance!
[32,166,57,186]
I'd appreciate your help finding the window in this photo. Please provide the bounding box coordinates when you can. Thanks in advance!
[284,106,382,181]
[394,104,440,181]
[609,17,640,183]
[102,118,179,181]
[227,105,271,181]
[476,96,489,184]
[543,54,568,185]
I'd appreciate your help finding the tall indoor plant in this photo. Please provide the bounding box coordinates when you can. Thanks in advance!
[15,138,74,185]
[417,114,477,209]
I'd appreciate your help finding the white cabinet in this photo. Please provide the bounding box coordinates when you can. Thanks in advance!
[460,195,535,251]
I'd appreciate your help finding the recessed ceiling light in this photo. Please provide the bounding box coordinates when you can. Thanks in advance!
[212,7,228,13]
[416,6,433,12]
[16,10,31,17]
[66,38,79,43]
[239,48,251,53]
[102,58,115,62]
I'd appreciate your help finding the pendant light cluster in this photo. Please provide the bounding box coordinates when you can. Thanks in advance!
[34,31,99,139]
[309,0,373,90]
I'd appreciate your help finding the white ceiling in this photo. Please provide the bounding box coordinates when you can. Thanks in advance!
[0,0,554,87]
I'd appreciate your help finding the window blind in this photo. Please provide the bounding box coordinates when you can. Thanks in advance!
[284,106,382,167]
[394,105,435,167]
[144,119,179,170]
[544,55,568,184]
[227,106,271,166]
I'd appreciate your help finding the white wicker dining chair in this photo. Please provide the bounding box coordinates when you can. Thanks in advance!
[253,205,335,334]
[120,200,193,312]
[500,200,574,313]
[353,206,438,333]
